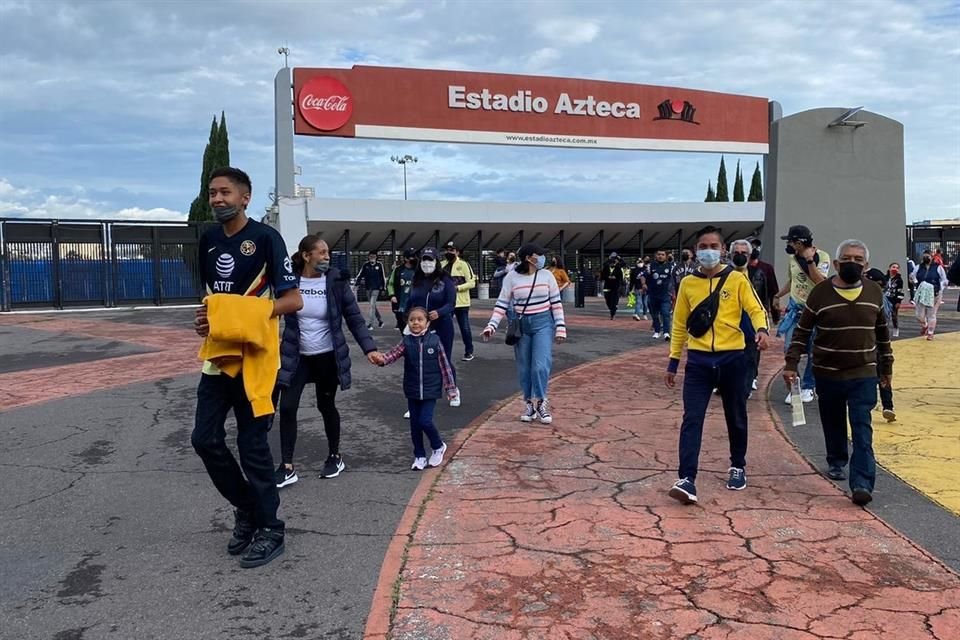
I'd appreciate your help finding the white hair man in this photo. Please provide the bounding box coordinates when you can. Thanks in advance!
[784,239,893,506]
[729,239,770,396]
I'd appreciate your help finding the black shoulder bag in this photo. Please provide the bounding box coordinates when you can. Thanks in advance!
[505,271,539,346]
[686,267,733,338]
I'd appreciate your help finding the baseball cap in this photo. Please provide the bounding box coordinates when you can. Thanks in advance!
[419,246,439,261]
[402,247,417,258]
[609,252,619,258]
[444,241,458,251]
[781,225,813,242]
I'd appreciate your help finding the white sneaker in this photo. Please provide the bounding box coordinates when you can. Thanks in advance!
[428,443,447,467]
[632,314,640,321]
[411,457,427,470]
[449,389,461,407]
[403,410,410,419]
[520,401,536,422]
[663,332,670,341]
[652,332,661,339]
[892,328,899,338]
[642,314,648,320]
[801,389,815,403]
[536,399,553,424]
[784,392,792,405]
[751,378,758,391]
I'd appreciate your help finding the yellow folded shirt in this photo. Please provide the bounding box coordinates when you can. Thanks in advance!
[198,294,279,417]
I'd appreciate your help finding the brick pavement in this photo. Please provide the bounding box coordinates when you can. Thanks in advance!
[370,340,960,640]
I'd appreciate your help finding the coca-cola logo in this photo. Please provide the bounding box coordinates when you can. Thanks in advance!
[298,76,353,131]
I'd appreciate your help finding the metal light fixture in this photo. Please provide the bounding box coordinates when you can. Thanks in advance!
[390,154,418,200]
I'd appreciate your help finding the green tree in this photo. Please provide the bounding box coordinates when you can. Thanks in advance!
[188,113,231,222]
[714,156,729,202]
[733,160,745,202]
[748,162,764,201]
[704,180,716,202]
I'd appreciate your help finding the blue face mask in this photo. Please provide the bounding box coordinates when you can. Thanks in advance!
[697,249,722,269]
[535,255,546,269]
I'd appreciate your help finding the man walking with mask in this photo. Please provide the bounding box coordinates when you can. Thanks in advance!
[192,167,302,568]
[774,225,830,405]
[358,251,386,329]
[647,250,674,340]
[601,253,624,319]
[784,240,893,505]
[665,226,769,504]
[443,242,477,361]
[387,248,418,331]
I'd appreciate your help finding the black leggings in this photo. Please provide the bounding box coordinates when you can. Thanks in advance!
[278,351,340,465]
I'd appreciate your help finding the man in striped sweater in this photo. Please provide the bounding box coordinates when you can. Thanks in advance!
[784,239,894,507]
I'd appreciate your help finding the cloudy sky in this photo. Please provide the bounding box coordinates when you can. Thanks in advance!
[0,0,957,223]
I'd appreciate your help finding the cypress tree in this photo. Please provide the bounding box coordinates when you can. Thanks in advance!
[188,114,231,222]
[715,156,729,202]
[733,160,745,201]
[748,162,764,201]
[705,180,716,202]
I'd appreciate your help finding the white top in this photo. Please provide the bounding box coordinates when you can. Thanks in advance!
[297,276,334,355]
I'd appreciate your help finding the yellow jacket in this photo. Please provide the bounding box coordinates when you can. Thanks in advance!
[197,294,279,417]
[669,267,768,367]
[447,258,477,308]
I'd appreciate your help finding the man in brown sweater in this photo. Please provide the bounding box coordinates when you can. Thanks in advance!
[784,239,893,506]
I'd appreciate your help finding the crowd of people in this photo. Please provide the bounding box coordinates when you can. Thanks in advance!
[189,167,958,569]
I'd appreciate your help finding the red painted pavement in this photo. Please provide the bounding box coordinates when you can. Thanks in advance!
[368,341,959,640]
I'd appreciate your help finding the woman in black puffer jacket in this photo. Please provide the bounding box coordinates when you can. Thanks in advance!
[274,235,379,487]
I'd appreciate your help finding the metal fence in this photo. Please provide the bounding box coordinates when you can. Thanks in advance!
[0,218,215,311]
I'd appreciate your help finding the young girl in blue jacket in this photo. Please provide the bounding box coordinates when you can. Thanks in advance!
[376,307,457,470]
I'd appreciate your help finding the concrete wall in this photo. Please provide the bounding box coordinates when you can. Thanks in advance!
[763,108,905,278]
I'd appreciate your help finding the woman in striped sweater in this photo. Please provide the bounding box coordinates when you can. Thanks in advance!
[481,243,567,424]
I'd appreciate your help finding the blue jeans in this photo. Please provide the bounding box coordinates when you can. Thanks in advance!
[815,377,878,492]
[778,297,815,390]
[649,296,672,334]
[431,316,456,384]
[515,311,555,401]
[192,374,283,531]
[454,306,474,357]
[408,398,443,458]
[633,291,649,315]
[678,351,749,481]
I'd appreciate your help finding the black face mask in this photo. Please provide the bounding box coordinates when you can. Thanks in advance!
[750,249,760,261]
[837,261,864,284]
[922,257,932,265]
[681,254,690,262]
[732,253,749,267]
[445,252,456,261]
[785,244,796,255]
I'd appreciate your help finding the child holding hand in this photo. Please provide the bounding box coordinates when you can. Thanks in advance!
[376,307,456,470]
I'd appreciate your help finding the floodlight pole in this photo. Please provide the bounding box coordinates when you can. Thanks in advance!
[391,154,418,200]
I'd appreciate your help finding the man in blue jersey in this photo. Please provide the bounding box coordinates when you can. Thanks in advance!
[647,250,674,341]
[193,167,302,568]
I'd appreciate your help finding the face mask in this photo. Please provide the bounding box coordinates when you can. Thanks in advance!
[420,260,436,275]
[750,249,760,261]
[313,260,330,273]
[213,205,239,223]
[535,255,546,269]
[445,252,456,261]
[785,244,796,255]
[732,253,749,267]
[697,249,722,269]
[922,257,931,265]
[681,254,690,263]
[837,261,864,284]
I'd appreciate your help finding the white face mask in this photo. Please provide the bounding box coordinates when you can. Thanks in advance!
[420,260,437,275]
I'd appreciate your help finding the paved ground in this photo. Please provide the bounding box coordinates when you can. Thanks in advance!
[1,295,957,640]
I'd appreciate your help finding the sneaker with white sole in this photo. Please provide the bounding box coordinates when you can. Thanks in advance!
[462,353,475,362]
[726,467,747,491]
[663,332,670,341]
[652,332,661,339]
[892,328,899,338]
[320,455,345,478]
[668,477,698,504]
[751,378,758,390]
[632,314,640,321]
[449,389,461,407]
[428,443,447,467]
[536,400,553,424]
[520,401,536,422]
[784,392,792,405]
[403,410,410,419]
[275,464,298,489]
[411,457,427,470]
[882,408,896,422]
[801,389,815,403]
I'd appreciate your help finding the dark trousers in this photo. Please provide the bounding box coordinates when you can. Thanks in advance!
[408,398,443,458]
[392,300,406,331]
[192,373,283,530]
[277,351,341,464]
[603,289,619,318]
[678,352,749,481]
[454,306,474,357]
[743,338,760,396]
[431,318,456,383]
[814,376,878,492]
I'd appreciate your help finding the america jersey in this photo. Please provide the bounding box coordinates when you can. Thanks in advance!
[198,219,297,300]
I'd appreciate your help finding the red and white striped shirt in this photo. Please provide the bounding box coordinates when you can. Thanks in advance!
[487,269,566,338]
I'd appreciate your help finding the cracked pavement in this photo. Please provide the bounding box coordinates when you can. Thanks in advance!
[386,334,960,639]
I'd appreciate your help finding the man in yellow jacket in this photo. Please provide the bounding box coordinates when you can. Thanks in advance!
[192,167,302,569]
[664,226,769,505]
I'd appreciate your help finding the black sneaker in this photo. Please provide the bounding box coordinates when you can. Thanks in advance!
[462,353,475,362]
[851,488,873,506]
[239,528,285,568]
[227,509,256,556]
[826,465,846,481]
[320,455,345,479]
[726,467,746,491]
[275,464,298,488]
[378,320,384,328]
[668,478,698,504]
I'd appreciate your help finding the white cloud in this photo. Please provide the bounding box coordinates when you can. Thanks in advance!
[0,178,185,221]
[535,17,601,45]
